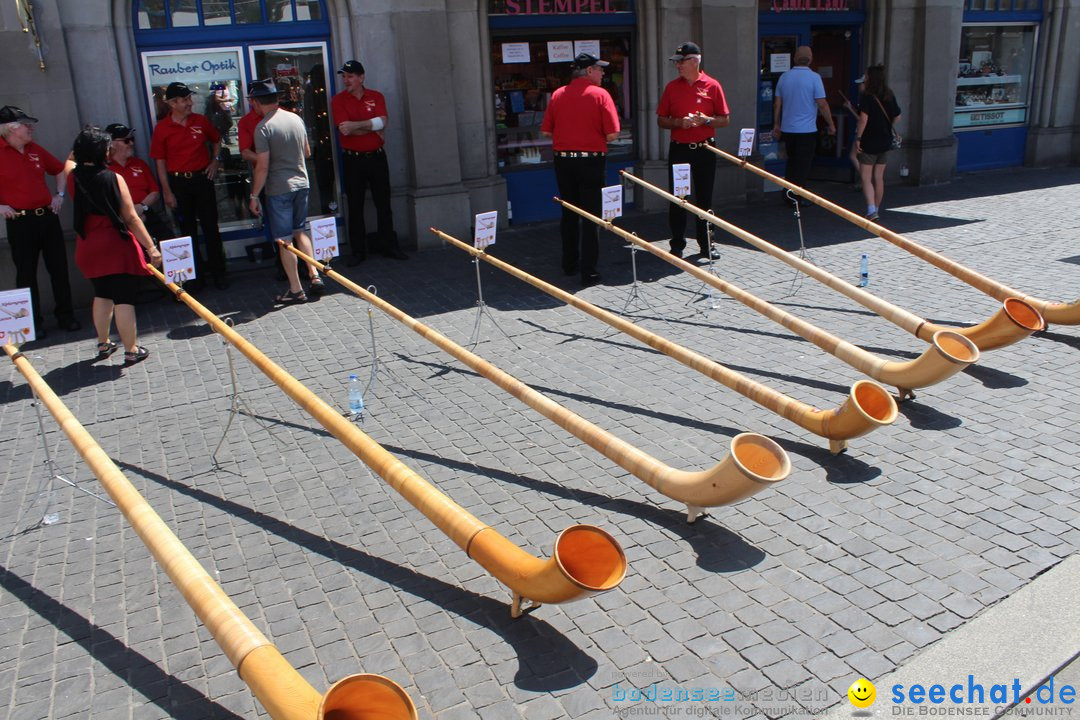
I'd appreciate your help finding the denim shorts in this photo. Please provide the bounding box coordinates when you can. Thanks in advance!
[265,189,310,240]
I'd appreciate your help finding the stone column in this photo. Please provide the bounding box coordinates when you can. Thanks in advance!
[1027,0,1080,166]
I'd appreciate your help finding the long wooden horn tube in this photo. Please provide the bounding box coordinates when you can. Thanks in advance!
[621,170,1045,351]
[278,242,790,523]
[555,198,978,401]
[2,343,416,720]
[431,226,896,452]
[708,145,1076,326]
[145,266,626,616]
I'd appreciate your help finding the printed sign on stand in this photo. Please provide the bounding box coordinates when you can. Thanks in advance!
[0,288,36,344]
[474,211,498,250]
[738,128,756,158]
[161,236,196,285]
[601,185,623,221]
[672,163,692,197]
[309,216,340,261]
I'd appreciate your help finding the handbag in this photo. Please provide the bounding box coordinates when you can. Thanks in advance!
[873,95,902,150]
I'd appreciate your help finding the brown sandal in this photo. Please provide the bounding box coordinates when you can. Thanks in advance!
[275,289,307,304]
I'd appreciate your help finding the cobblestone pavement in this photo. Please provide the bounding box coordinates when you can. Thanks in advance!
[1,165,1078,720]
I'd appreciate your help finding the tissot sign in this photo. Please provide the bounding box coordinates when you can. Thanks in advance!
[489,0,631,14]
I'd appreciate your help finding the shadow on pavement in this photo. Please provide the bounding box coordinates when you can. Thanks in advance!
[115,461,599,692]
[0,564,244,720]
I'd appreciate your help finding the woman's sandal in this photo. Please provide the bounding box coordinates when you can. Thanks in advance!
[124,346,150,366]
[275,289,307,304]
[94,340,118,361]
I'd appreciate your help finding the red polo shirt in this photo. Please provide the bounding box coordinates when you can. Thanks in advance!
[149,113,221,173]
[0,138,64,210]
[331,88,387,152]
[657,71,730,144]
[541,77,620,153]
[108,157,159,205]
[236,109,260,153]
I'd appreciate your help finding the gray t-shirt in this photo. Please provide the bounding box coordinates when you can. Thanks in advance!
[254,108,309,196]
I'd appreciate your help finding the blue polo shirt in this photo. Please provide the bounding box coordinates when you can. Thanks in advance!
[776,66,826,134]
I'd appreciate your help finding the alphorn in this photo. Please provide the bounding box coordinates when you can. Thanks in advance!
[557,199,981,401]
[278,241,790,523]
[621,170,1045,351]
[431,226,897,453]
[2,343,417,720]
[708,144,1080,326]
[146,266,626,617]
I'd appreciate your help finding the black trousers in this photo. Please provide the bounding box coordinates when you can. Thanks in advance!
[667,141,717,253]
[783,131,818,190]
[169,172,225,279]
[343,149,398,259]
[6,211,74,326]
[553,154,605,275]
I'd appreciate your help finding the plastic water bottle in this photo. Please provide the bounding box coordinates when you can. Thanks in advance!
[348,374,364,418]
[858,253,869,287]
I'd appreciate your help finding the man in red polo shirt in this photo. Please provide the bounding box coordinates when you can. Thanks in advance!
[657,42,730,259]
[105,123,172,241]
[150,81,228,289]
[330,60,407,264]
[0,105,80,336]
[541,52,620,286]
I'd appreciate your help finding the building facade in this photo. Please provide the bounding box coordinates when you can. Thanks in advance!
[2,0,1078,268]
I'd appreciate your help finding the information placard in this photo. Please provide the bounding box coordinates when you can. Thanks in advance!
[672,163,692,197]
[573,39,601,58]
[501,42,531,64]
[0,288,36,344]
[738,128,756,158]
[601,185,623,221]
[161,236,196,285]
[474,211,498,249]
[309,216,340,261]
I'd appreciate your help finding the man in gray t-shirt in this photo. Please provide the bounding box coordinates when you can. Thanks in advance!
[247,79,324,303]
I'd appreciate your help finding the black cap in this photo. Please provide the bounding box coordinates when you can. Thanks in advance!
[572,52,609,69]
[247,79,279,99]
[104,123,135,140]
[337,60,365,75]
[670,42,702,61]
[164,82,194,99]
[0,105,38,124]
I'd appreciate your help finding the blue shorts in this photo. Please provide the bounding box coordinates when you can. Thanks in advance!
[265,189,310,240]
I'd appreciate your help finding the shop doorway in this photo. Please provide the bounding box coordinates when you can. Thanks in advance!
[756,21,862,188]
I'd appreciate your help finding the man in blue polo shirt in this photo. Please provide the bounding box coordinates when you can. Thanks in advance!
[771,45,835,195]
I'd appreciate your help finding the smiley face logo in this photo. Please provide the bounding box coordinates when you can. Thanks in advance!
[848,678,876,708]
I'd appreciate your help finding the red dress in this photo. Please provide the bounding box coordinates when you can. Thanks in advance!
[68,175,150,279]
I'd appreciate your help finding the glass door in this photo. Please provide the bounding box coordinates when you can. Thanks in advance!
[248,42,338,215]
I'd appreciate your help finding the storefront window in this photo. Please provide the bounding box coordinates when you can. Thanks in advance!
[492,33,634,171]
[954,24,1036,130]
[203,0,233,25]
[266,0,294,21]
[235,0,263,23]
[171,0,199,27]
[138,0,168,29]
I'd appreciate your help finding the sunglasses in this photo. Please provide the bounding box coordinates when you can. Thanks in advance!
[116,138,135,144]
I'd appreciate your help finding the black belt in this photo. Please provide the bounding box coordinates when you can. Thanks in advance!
[169,169,207,179]
[554,151,605,158]
[672,138,716,150]
[344,148,384,157]
[10,206,50,218]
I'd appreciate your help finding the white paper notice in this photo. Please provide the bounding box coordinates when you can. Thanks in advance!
[601,185,623,221]
[738,128,756,158]
[309,216,340,261]
[770,53,791,73]
[573,40,601,59]
[672,163,692,197]
[547,41,574,63]
[0,288,36,344]
[501,42,531,64]
[161,236,196,285]
[474,211,498,249]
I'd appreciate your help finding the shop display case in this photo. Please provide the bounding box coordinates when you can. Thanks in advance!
[954,24,1035,129]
